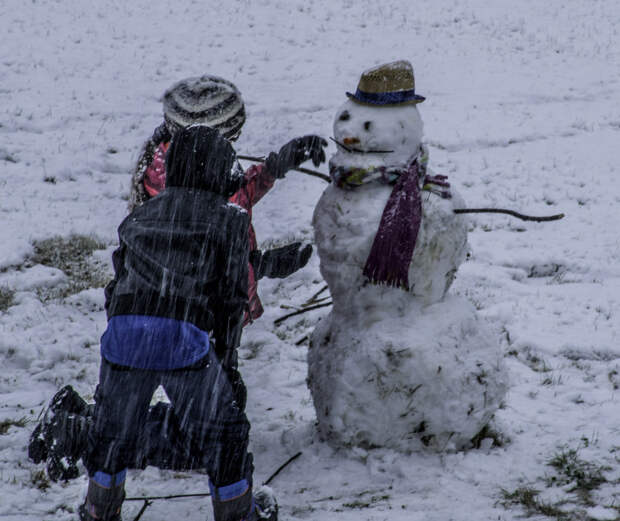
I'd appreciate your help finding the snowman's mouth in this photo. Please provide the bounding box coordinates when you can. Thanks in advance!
[330,137,393,155]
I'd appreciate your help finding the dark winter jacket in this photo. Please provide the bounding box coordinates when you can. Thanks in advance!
[130,123,277,324]
[105,126,250,362]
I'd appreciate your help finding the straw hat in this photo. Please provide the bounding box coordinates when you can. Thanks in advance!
[346,60,425,106]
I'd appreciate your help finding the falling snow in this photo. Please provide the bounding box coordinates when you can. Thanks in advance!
[1,0,620,520]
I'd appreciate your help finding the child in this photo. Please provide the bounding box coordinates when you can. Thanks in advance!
[81,125,276,521]
[29,75,326,490]
[130,74,327,324]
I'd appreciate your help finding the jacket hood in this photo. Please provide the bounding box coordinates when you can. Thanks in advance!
[165,124,245,196]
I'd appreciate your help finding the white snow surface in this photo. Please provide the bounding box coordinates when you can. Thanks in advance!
[1,1,620,520]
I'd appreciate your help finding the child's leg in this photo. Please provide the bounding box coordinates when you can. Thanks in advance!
[162,350,254,521]
[85,359,158,473]
[81,359,157,520]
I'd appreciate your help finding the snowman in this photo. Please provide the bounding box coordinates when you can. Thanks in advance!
[308,61,507,452]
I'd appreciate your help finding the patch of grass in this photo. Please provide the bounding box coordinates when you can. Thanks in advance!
[546,448,608,498]
[527,353,552,373]
[0,417,28,435]
[528,263,563,278]
[342,494,391,509]
[56,504,75,514]
[502,326,513,346]
[511,345,552,373]
[541,373,564,386]
[74,368,88,381]
[500,447,615,520]
[0,286,16,312]
[500,487,569,520]
[32,234,105,272]
[1,152,18,163]
[290,505,316,516]
[274,329,288,341]
[31,234,109,300]
[30,469,51,491]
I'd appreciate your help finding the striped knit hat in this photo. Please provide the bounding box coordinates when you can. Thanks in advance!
[162,75,246,140]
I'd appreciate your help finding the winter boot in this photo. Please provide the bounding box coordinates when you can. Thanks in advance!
[28,386,92,481]
[27,420,49,464]
[251,486,278,521]
[28,385,90,464]
[78,474,126,521]
[49,385,90,416]
[211,482,277,521]
[44,410,91,481]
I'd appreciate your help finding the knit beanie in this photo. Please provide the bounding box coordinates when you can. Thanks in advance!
[163,75,246,140]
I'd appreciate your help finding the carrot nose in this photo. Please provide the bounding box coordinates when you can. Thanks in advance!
[342,137,360,145]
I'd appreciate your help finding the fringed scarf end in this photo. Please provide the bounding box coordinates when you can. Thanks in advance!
[362,262,410,291]
[363,276,410,291]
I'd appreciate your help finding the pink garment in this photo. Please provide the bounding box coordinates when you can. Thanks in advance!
[230,163,275,324]
[143,144,275,324]
[143,143,169,197]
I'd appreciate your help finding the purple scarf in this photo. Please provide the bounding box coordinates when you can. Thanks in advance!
[362,160,422,289]
[330,149,451,290]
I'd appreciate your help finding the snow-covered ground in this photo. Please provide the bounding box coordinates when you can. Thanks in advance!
[1,0,619,519]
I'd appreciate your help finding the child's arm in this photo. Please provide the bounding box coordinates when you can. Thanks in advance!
[249,242,313,279]
[104,242,127,315]
[211,213,250,360]
[128,123,171,212]
[231,135,327,210]
[230,163,276,210]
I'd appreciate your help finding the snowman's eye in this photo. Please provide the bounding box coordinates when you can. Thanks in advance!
[363,121,372,131]
[339,111,350,121]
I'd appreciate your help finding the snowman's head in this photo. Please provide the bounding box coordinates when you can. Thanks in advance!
[332,99,424,168]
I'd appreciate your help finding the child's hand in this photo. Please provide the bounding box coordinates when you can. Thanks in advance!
[250,242,313,279]
[265,135,328,178]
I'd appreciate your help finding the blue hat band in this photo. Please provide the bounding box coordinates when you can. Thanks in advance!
[347,88,425,105]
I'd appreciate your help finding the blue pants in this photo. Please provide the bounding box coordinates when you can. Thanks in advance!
[84,348,253,487]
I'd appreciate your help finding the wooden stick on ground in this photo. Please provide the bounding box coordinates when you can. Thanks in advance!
[126,452,304,520]
[273,301,333,326]
[303,284,329,307]
[263,451,303,486]
[132,500,153,521]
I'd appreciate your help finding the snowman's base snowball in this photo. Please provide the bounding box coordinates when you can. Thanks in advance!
[308,295,508,452]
